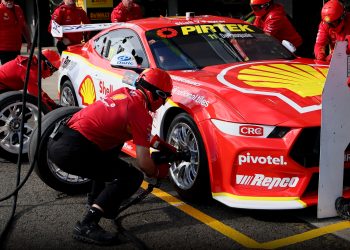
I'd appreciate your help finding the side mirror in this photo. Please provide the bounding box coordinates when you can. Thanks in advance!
[110,52,138,68]
[282,40,296,53]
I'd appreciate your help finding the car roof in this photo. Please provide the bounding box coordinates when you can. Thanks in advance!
[126,15,247,31]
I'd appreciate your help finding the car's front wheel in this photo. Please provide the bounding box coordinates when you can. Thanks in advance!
[29,106,92,194]
[167,113,210,201]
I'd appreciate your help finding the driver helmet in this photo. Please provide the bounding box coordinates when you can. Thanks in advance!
[135,68,173,112]
[41,49,61,78]
[250,0,273,17]
[321,0,345,30]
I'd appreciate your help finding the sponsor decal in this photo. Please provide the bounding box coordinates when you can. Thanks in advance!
[217,62,328,113]
[236,174,299,189]
[239,125,263,136]
[117,55,131,61]
[61,56,77,70]
[157,28,178,38]
[171,75,202,86]
[79,75,96,106]
[111,93,127,100]
[237,63,326,98]
[238,152,287,166]
[173,87,209,107]
[99,80,114,95]
[181,24,254,36]
[345,153,350,162]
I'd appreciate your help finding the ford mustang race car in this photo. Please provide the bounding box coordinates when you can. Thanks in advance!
[40,15,350,209]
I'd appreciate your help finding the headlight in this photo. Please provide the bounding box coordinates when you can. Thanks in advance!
[211,119,289,138]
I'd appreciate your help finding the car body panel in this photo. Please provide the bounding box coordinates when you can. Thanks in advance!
[57,15,350,209]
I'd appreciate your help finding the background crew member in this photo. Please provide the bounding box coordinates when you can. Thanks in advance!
[0,49,61,110]
[111,0,143,22]
[47,68,173,245]
[0,0,31,64]
[48,0,90,54]
[314,0,350,62]
[250,0,303,52]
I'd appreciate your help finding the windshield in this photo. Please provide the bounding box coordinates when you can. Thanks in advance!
[146,23,294,70]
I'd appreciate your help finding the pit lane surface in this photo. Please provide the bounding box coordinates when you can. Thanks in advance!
[1,159,350,250]
[1,60,350,249]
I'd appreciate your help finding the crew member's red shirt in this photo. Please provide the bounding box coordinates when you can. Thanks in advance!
[0,56,57,110]
[253,3,302,49]
[68,88,152,151]
[314,13,350,62]
[48,3,90,45]
[0,4,27,51]
[110,2,142,22]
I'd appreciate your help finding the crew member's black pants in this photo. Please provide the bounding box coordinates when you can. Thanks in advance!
[0,51,20,65]
[47,125,144,218]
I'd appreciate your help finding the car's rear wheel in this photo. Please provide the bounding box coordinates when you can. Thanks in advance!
[167,113,210,201]
[0,91,49,162]
[29,106,92,194]
[60,80,78,106]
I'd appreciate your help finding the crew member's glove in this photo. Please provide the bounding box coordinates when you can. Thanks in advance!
[151,151,186,164]
[156,163,170,179]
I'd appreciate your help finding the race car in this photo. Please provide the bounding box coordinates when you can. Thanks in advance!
[41,14,350,209]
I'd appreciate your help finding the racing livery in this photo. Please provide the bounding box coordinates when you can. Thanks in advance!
[56,15,350,209]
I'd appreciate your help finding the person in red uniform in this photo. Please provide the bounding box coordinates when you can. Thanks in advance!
[0,0,32,64]
[47,68,173,245]
[250,0,303,51]
[111,0,143,22]
[48,0,90,55]
[314,0,350,63]
[0,49,61,110]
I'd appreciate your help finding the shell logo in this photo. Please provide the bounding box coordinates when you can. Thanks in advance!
[111,93,127,100]
[237,64,328,97]
[79,75,96,106]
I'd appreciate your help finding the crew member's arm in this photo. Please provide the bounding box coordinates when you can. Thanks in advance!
[136,145,158,178]
[314,22,330,61]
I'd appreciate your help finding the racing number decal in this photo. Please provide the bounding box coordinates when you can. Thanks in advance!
[79,75,96,106]
[237,64,327,97]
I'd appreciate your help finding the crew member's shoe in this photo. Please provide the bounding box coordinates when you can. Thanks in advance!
[72,220,118,245]
[335,197,350,220]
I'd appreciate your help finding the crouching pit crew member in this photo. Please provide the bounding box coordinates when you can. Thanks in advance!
[47,68,173,245]
[0,49,61,110]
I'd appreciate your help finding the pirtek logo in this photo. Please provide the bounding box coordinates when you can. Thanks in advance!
[238,152,287,166]
[236,174,299,190]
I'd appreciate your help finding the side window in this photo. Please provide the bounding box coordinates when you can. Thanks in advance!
[94,33,109,56]
[101,29,149,68]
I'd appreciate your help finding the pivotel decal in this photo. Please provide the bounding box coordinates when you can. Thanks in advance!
[238,152,287,166]
[236,174,299,189]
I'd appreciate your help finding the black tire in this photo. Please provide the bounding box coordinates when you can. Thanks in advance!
[60,80,78,106]
[166,113,211,201]
[0,91,49,162]
[29,106,92,194]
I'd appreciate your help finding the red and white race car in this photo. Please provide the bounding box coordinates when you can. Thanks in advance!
[45,15,350,209]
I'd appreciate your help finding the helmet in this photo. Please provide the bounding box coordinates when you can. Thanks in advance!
[250,0,270,4]
[42,49,61,71]
[321,0,345,23]
[250,0,272,17]
[136,68,173,112]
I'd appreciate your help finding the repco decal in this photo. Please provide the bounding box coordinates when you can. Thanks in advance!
[236,174,299,190]
[238,152,287,166]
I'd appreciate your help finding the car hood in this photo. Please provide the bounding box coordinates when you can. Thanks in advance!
[171,59,328,127]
